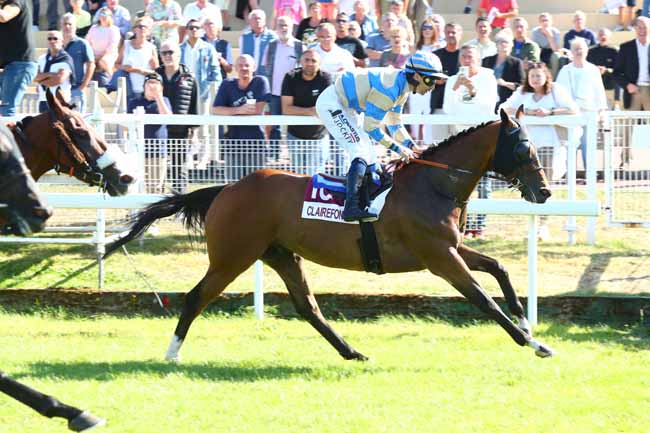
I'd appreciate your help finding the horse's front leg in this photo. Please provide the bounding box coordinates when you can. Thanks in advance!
[419,246,554,358]
[457,244,531,335]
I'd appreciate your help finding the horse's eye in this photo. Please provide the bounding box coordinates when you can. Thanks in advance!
[514,141,530,161]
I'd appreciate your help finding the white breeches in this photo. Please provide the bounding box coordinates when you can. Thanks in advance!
[315,85,377,165]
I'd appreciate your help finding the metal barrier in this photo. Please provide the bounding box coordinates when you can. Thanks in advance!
[604,111,650,228]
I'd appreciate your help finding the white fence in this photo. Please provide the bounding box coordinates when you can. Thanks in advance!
[1,112,603,326]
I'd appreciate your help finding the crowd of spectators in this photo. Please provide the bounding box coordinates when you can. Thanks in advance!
[3,0,650,234]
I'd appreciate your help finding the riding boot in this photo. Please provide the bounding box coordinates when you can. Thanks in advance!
[342,158,378,222]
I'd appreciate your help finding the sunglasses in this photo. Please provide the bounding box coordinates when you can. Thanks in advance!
[421,75,436,87]
[336,19,347,23]
[161,50,175,56]
[135,24,149,29]
[421,25,434,30]
[47,37,60,41]
[187,25,200,30]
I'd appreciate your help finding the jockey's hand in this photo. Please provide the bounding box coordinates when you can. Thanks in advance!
[397,144,415,163]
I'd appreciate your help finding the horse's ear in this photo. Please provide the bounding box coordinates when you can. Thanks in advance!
[515,105,525,120]
[499,107,509,124]
[45,88,67,119]
[55,87,75,109]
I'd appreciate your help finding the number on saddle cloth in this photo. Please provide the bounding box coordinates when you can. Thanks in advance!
[314,164,391,207]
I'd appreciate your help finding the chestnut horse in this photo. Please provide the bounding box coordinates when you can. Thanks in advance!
[107,107,557,360]
[0,129,105,431]
[0,123,51,235]
[7,88,135,196]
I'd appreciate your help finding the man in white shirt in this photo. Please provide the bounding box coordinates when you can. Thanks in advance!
[182,0,222,33]
[314,22,355,77]
[443,44,498,123]
[442,44,498,238]
[33,30,74,113]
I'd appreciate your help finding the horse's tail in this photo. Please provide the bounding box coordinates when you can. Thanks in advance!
[104,185,226,257]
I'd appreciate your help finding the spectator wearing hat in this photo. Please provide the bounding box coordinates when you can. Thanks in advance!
[0,0,38,116]
[366,12,397,66]
[34,30,74,113]
[156,41,199,193]
[281,49,332,174]
[92,0,131,36]
[180,18,222,106]
[61,13,95,112]
[350,0,377,40]
[334,11,368,67]
[86,6,120,87]
[127,72,173,193]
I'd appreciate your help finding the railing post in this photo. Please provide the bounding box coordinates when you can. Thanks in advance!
[586,112,598,245]
[254,260,264,320]
[527,214,538,327]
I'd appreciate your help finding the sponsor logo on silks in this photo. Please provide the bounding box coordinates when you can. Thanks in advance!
[329,109,360,144]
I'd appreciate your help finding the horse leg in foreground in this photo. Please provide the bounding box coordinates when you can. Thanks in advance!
[423,248,554,358]
[457,244,531,335]
[0,371,106,431]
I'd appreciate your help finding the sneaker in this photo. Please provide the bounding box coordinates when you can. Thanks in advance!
[537,224,551,242]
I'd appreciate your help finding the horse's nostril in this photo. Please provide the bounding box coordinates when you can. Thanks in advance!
[119,174,135,184]
[34,206,53,219]
[540,188,552,198]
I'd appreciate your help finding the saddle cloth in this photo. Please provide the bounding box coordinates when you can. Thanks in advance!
[301,173,392,224]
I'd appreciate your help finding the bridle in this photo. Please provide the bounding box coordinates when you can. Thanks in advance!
[11,112,111,190]
[409,119,542,193]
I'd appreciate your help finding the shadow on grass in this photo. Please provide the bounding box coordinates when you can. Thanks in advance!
[536,321,650,351]
[13,360,394,382]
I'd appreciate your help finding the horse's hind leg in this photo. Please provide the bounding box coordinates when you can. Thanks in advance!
[261,244,368,361]
[165,267,240,362]
[457,244,530,335]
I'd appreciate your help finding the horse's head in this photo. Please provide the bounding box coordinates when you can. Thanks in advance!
[43,88,136,196]
[0,126,52,236]
[493,106,551,203]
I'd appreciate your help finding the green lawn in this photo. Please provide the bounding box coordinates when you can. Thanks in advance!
[0,313,648,433]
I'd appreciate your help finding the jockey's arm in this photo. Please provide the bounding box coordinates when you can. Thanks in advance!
[384,106,415,148]
[363,90,414,155]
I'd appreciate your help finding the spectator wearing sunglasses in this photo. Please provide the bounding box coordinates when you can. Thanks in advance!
[34,31,74,113]
[114,16,159,101]
[347,21,367,48]
[86,7,120,87]
[182,0,222,40]
[334,11,368,67]
[180,18,222,105]
[61,13,95,112]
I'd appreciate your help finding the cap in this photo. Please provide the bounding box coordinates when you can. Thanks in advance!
[144,72,163,83]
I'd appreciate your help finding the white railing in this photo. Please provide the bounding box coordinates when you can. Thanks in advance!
[1,112,601,326]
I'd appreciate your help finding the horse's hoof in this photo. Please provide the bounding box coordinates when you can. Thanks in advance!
[528,339,555,358]
[344,350,369,361]
[68,411,106,432]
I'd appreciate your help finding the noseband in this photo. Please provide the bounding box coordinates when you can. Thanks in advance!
[11,113,108,190]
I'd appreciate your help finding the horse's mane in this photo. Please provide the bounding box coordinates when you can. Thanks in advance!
[390,120,498,172]
[419,120,497,159]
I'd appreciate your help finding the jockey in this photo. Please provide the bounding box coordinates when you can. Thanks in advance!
[315,52,447,222]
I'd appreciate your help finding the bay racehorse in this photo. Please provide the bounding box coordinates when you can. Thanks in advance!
[7,88,135,196]
[0,128,105,431]
[106,107,557,361]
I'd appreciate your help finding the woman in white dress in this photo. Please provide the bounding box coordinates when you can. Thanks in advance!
[500,62,579,240]
[556,37,607,171]
[115,16,159,100]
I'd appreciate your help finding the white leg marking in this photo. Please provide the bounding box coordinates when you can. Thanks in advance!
[527,338,555,358]
[518,317,532,336]
[165,334,183,362]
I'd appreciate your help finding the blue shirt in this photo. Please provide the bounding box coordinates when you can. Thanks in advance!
[366,32,390,67]
[128,95,172,155]
[64,37,94,90]
[563,28,597,50]
[203,36,233,80]
[213,76,271,140]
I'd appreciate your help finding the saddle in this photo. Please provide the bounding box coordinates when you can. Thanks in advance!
[313,166,393,211]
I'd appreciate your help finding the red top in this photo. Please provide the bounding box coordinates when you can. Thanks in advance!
[478,0,518,29]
